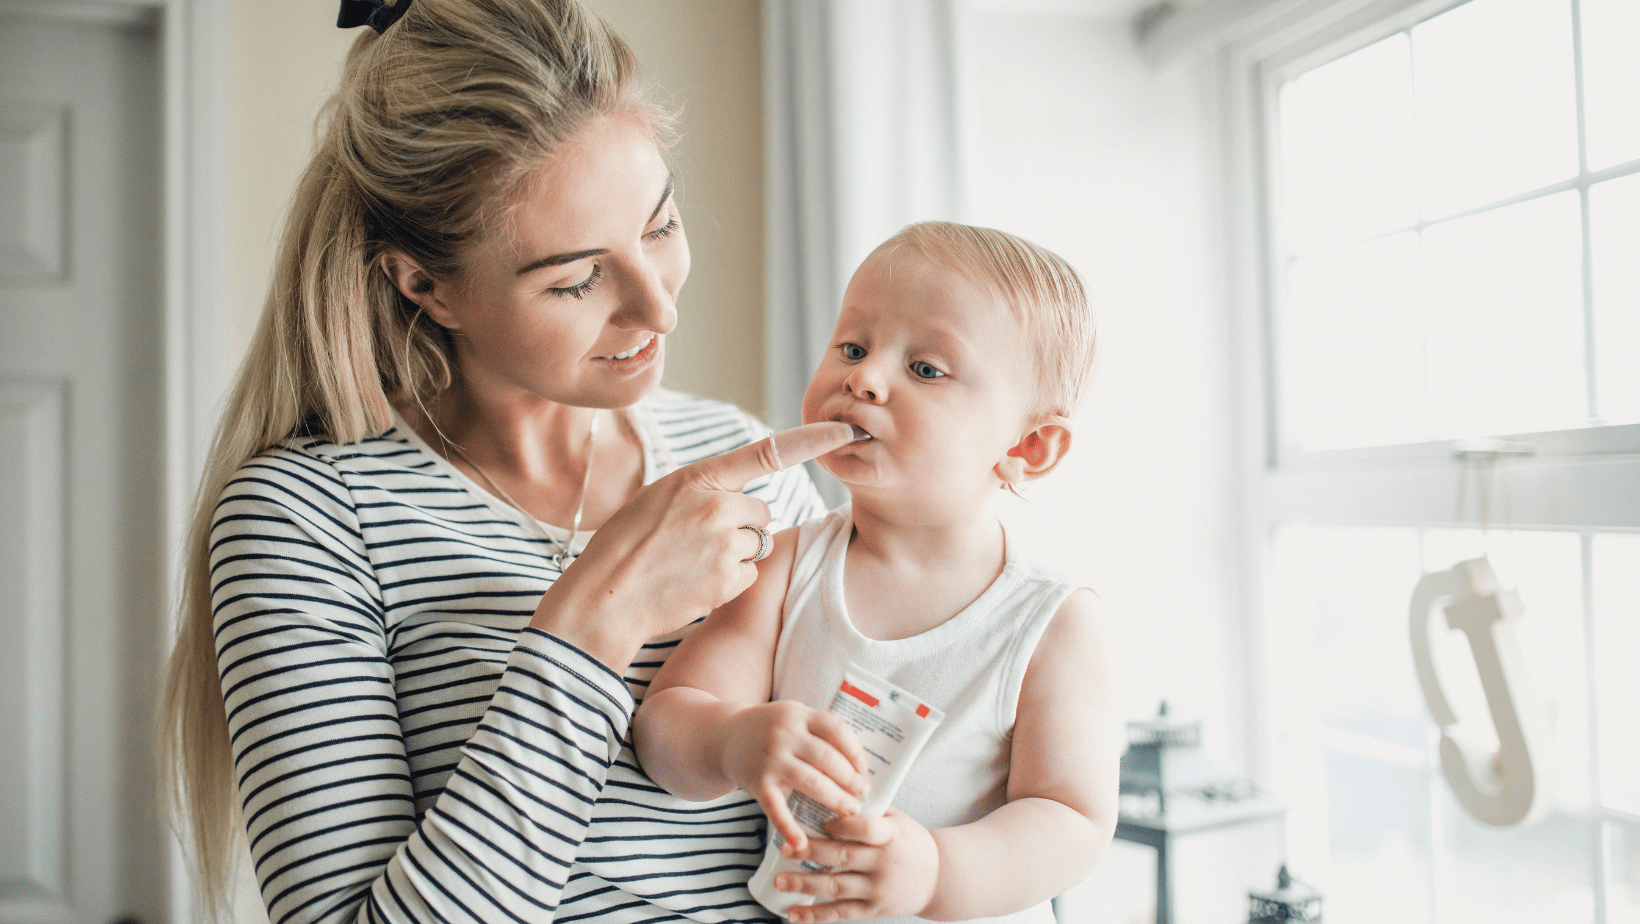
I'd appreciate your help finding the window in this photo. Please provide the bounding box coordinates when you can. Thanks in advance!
[1272,0,1639,451]
[1229,0,1640,921]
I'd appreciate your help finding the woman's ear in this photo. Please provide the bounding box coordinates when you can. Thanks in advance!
[995,415,1073,486]
[380,252,460,330]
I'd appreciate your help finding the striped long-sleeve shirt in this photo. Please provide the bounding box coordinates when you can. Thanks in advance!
[211,390,828,924]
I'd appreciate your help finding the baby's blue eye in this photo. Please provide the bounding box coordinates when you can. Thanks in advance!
[910,361,944,380]
[841,343,867,361]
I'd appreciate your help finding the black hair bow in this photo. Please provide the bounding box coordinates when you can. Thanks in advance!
[337,0,414,33]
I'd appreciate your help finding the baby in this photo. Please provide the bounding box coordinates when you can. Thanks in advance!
[634,221,1116,924]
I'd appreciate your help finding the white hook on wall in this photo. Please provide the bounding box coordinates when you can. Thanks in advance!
[1408,557,1549,827]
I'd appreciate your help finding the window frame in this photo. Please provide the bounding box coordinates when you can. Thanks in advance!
[1217,0,1640,918]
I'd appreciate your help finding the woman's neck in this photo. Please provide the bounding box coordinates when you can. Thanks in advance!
[398,380,646,530]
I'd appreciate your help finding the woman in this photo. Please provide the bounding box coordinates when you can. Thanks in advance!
[159,2,851,922]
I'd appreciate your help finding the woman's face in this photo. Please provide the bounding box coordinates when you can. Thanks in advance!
[425,111,688,410]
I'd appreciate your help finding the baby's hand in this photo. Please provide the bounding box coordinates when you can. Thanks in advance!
[775,808,940,923]
[721,700,870,850]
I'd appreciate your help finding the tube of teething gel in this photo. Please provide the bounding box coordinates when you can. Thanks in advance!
[748,664,945,917]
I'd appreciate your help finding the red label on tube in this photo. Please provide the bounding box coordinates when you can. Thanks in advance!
[840,680,879,707]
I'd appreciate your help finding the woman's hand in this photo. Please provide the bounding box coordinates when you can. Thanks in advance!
[774,809,941,923]
[530,421,852,670]
[720,700,870,851]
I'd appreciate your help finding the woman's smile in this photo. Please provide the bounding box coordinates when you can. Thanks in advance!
[596,333,661,367]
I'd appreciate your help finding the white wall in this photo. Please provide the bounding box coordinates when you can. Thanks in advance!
[959,9,1246,765]
[592,0,769,417]
[958,10,1252,922]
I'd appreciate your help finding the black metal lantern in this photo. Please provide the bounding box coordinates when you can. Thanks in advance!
[1113,702,1283,924]
[1249,865,1323,924]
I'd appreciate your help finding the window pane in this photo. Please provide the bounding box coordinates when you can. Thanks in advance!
[1582,0,1640,171]
[1414,0,1577,218]
[1610,822,1640,924]
[1283,233,1424,449]
[1593,534,1640,815]
[1271,524,1427,748]
[1422,530,1590,809]
[1436,790,1596,924]
[1325,751,1436,924]
[1422,192,1586,436]
[1592,173,1640,421]
[1267,523,1429,904]
[1278,34,1417,254]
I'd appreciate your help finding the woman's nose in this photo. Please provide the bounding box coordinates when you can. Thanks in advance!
[613,257,679,335]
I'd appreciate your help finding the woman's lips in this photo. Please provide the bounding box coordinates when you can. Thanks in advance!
[594,334,660,368]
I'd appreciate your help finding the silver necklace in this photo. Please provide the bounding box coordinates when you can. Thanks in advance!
[445,411,600,571]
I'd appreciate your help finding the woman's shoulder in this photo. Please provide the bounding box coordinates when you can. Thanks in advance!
[223,424,444,508]
[644,387,772,464]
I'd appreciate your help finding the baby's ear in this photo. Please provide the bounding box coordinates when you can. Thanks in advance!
[995,416,1073,486]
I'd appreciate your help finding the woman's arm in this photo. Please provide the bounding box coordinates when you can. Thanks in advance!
[214,449,634,924]
[775,588,1120,923]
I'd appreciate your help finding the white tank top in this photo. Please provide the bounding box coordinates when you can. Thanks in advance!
[771,506,1077,924]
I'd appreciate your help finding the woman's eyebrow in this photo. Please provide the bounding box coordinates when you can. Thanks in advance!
[514,176,676,277]
[515,247,607,275]
[648,177,674,222]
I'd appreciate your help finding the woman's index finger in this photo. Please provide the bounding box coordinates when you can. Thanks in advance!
[686,422,855,492]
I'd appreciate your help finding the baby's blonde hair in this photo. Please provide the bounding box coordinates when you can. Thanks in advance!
[159,1,671,915]
[874,221,1097,418]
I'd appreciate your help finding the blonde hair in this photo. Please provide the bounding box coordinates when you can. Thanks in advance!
[159,0,671,914]
[875,221,1097,418]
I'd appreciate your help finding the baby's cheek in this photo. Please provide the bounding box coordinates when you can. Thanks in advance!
[798,377,830,424]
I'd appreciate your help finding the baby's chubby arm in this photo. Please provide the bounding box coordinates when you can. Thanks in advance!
[633,529,871,850]
[775,588,1119,923]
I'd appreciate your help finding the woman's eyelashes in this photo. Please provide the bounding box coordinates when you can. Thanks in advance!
[549,264,603,300]
[646,216,680,240]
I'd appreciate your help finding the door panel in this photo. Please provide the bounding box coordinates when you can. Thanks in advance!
[0,11,166,924]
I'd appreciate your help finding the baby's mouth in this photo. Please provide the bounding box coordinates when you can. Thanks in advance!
[849,424,872,441]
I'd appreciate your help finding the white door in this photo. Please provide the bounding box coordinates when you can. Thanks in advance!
[0,9,168,924]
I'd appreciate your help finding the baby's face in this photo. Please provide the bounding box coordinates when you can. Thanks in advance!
[801,248,1039,505]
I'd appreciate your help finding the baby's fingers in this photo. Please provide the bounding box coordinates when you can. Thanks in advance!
[818,812,894,847]
[754,781,810,853]
[774,871,875,923]
[808,712,871,786]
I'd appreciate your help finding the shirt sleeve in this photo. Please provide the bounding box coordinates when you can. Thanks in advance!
[211,447,633,924]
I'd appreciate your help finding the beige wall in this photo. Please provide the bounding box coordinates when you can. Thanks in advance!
[225,0,768,418]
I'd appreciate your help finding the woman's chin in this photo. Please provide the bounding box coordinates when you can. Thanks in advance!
[583,362,664,408]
